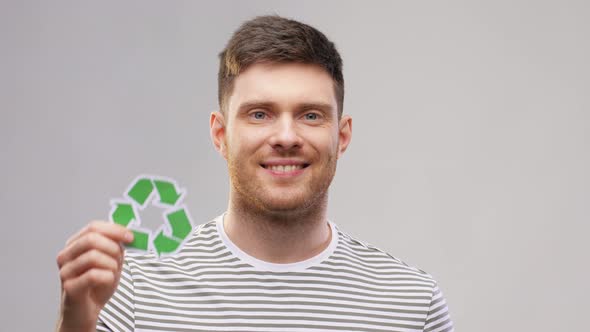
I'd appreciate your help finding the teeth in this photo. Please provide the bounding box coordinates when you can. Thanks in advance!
[268,165,303,172]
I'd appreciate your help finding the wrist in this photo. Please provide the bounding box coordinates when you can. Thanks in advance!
[56,316,96,332]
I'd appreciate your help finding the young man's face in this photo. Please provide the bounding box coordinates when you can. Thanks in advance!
[211,62,352,214]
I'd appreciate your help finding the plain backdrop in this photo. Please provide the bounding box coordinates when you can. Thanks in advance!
[1,1,589,331]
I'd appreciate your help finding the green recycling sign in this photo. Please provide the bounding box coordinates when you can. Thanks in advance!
[109,175,194,257]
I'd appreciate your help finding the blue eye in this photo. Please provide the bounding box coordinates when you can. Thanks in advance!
[252,111,266,120]
[304,113,318,120]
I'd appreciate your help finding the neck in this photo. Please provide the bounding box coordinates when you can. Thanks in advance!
[223,190,332,264]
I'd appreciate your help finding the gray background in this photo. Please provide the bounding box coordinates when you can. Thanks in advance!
[1,0,589,331]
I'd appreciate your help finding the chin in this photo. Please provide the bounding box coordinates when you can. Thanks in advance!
[259,191,321,214]
[262,197,309,212]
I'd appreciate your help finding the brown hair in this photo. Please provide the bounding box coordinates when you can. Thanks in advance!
[218,15,344,117]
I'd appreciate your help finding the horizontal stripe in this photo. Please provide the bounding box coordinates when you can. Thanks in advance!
[99,215,453,332]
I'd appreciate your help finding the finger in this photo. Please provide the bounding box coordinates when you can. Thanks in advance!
[117,243,125,268]
[66,221,133,246]
[62,268,116,298]
[60,249,119,282]
[57,232,123,268]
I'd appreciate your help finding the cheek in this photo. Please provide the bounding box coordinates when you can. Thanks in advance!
[228,129,266,158]
[315,130,338,150]
[307,130,338,155]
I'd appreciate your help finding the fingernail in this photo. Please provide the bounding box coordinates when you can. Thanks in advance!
[125,231,134,242]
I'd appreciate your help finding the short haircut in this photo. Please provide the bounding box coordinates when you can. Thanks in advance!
[218,15,344,117]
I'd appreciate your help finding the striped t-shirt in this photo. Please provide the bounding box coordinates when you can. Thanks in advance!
[97,214,454,332]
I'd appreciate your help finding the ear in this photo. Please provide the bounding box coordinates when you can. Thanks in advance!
[337,115,352,158]
[210,111,228,160]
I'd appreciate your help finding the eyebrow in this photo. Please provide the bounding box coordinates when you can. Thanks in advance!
[299,102,334,114]
[237,100,335,115]
[237,101,276,114]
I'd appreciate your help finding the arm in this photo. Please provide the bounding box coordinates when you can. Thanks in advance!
[423,283,454,332]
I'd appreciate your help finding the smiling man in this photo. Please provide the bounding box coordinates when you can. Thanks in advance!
[213,61,347,265]
[56,15,454,332]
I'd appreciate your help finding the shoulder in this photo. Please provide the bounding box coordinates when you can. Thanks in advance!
[332,225,438,285]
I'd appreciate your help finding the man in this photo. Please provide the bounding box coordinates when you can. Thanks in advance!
[56,15,454,332]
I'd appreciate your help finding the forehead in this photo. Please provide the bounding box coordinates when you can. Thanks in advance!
[227,62,337,114]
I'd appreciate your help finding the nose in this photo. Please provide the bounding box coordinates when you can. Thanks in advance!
[268,114,303,152]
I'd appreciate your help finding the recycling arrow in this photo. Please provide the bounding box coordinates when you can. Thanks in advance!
[167,209,192,239]
[127,178,154,206]
[153,231,181,255]
[111,203,135,227]
[109,174,194,257]
[129,230,150,251]
[154,179,183,206]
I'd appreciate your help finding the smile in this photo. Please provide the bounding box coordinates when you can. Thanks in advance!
[260,162,310,175]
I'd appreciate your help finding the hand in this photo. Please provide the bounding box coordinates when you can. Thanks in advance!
[55,221,133,332]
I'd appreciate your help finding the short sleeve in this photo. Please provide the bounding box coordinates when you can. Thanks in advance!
[423,283,454,332]
[96,258,135,332]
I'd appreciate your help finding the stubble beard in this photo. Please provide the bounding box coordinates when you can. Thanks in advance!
[227,150,337,223]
